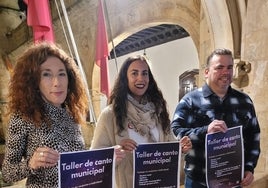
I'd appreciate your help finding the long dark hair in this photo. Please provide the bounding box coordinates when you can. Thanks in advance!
[109,55,170,134]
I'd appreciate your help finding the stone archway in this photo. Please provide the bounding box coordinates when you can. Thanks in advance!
[91,0,201,117]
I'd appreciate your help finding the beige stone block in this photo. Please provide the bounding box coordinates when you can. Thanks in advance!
[81,122,96,149]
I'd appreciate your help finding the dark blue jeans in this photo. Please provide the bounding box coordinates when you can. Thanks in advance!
[185,176,207,188]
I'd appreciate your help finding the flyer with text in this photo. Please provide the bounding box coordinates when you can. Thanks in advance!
[133,141,181,188]
[58,147,115,188]
[206,126,244,188]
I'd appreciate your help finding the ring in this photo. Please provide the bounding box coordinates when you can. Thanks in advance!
[40,151,44,157]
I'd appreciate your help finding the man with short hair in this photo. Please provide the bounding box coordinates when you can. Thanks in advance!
[171,48,260,188]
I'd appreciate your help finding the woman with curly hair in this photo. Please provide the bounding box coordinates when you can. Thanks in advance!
[2,42,89,187]
[91,55,191,188]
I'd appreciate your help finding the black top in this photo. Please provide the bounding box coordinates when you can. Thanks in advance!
[2,102,85,188]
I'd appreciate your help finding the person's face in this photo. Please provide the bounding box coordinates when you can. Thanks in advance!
[205,54,234,92]
[39,56,68,107]
[127,60,149,102]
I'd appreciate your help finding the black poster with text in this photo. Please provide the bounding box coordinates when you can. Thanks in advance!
[206,126,244,188]
[58,147,115,188]
[133,142,181,188]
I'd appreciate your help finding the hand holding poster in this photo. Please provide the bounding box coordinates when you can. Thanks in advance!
[58,147,115,188]
[134,142,181,188]
[206,126,244,188]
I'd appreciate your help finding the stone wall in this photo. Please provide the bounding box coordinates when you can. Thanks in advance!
[240,0,268,174]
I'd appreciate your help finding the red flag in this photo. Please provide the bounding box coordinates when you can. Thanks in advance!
[96,0,110,98]
[24,0,54,43]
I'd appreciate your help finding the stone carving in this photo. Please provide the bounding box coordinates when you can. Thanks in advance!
[232,59,251,88]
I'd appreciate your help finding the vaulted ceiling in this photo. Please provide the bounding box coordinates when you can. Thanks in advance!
[110,24,189,59]
[0,0,189,57]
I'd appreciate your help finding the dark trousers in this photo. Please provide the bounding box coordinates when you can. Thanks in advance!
[185,176,207,188]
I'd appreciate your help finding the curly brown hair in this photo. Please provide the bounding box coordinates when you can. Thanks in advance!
[109,55,170,135]
[7,42,89,126]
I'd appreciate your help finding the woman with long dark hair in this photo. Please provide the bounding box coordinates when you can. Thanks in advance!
[91,55,191,188]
